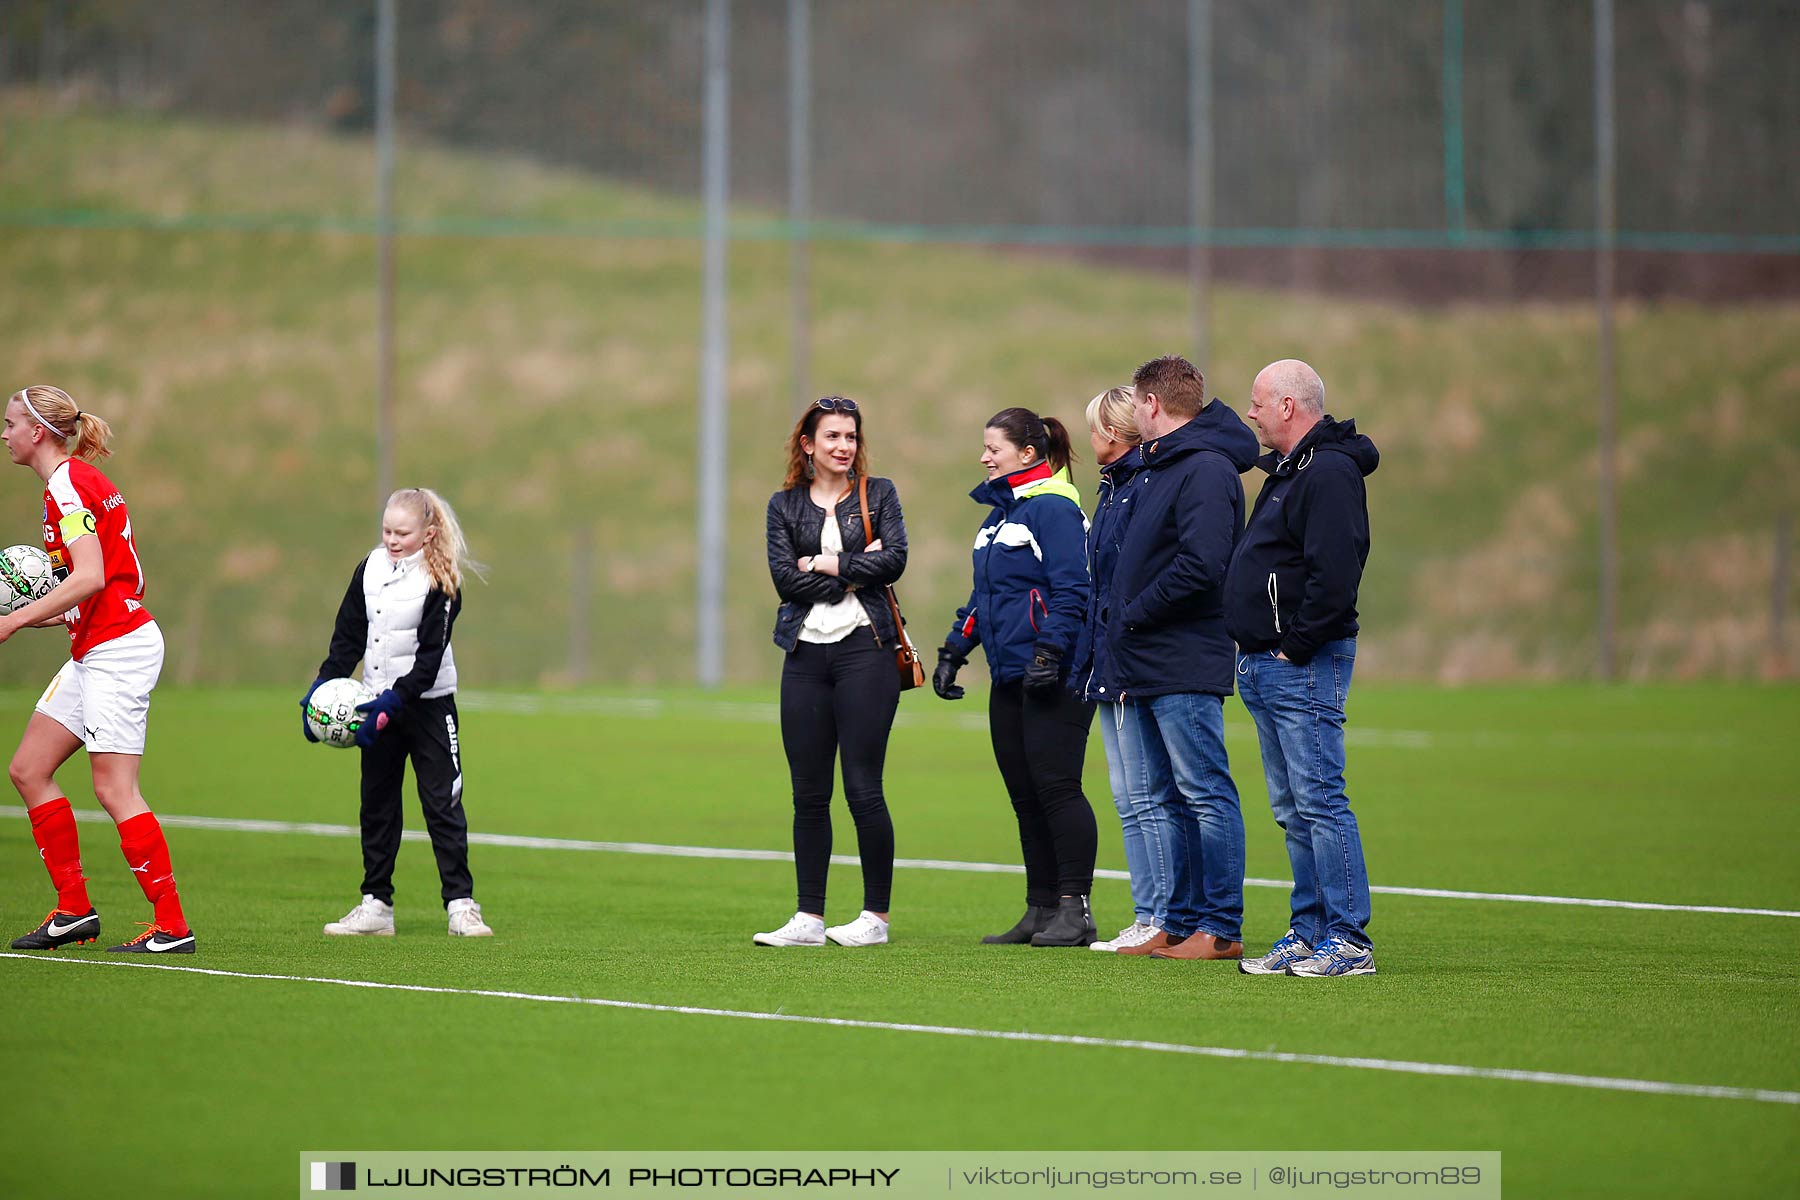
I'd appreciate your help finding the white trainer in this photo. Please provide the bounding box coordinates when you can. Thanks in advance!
[1091,921,1156,953]
[324,894,394,937]
[825,911,890,947]
[446,898,493,937]
[753,912,826,947]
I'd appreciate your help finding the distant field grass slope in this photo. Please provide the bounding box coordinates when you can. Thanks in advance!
[2,98,1797,686]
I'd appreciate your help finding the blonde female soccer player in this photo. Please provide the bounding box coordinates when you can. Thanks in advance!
[303,488,493,937]
[2,385,194,953]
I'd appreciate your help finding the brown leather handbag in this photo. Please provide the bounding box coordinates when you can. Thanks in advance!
[858,474,926,690]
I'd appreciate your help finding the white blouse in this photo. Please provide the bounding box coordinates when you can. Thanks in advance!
[798,513,872,644]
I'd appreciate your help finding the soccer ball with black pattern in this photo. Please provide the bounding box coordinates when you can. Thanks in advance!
[0,544,54,616]
[304,677,376,749]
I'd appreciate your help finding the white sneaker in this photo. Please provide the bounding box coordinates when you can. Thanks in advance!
[1091,921,1157,952]
[825,911,889,947]
[446,898,493,937]
[753,912,826,947]
[324,894,394,937]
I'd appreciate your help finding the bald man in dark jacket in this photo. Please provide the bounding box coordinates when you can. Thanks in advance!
[1228,359,1379,979]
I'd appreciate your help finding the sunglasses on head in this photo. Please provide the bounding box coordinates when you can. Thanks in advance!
[814,396,859,413]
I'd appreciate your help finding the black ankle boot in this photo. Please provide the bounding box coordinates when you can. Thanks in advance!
[1030,895,1097,947]
[981,904,1057,944]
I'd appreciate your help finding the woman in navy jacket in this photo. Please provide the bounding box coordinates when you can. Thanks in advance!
[1067,387,1168,954]
[934,407,1098,947]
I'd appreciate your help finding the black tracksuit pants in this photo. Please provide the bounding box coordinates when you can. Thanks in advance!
[779,633,900,915]
[358,693,473,907]
[989,681,1097,903]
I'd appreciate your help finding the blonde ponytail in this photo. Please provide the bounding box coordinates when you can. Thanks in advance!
[12,385,112,461]
[387,487,486,595]
[1085,386,1139,446]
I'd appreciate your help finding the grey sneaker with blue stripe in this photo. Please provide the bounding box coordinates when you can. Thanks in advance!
[1286,935,1375,977]
[1238,929,1314,975]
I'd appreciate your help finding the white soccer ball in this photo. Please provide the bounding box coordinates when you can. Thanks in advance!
[0,545,54,616]
[305,677,376,749]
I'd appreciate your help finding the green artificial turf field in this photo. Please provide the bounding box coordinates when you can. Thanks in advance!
[2,683,1797,1199]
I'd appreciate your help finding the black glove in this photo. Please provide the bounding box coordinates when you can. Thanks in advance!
[1023,643,1064,695]
[353,689,404,748]
[933,645,966,701]
[300,677,326,743]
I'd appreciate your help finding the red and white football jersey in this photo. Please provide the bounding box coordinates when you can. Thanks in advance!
[42,458,153,660]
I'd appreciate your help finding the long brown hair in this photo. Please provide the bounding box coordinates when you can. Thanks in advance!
[11,385,113,462]
[782,398,869,490]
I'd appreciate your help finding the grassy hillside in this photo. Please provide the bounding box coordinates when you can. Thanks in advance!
[3,98,1797,686]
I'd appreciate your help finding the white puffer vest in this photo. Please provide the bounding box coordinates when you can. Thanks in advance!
[360,547,457,698]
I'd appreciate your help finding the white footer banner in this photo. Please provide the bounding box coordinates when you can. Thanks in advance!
[300,1152,1501,1198]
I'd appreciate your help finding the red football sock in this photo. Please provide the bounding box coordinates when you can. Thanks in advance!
[29,797,91,914]
[117,812,188,935]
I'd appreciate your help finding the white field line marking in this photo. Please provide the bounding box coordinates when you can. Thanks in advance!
[3,952,1794,1107]
[451,691,1740,750]
[455,692,1432,746]
[6,806,1796,920]
[0,688,1741,750]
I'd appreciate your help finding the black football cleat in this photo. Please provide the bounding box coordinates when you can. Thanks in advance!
[106,924,196,955]
[11,908,101,950]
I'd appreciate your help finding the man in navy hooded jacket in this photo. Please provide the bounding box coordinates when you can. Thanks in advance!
[1106,355,1260,961]
[1226,359,1379,979]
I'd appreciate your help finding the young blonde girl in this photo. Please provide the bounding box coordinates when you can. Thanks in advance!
[302,488,492,937]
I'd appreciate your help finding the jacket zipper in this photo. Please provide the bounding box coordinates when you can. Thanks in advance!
[1267,572,1281,634]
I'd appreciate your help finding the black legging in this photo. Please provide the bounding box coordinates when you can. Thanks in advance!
[779,633,900,914]
[988,681,1097,903]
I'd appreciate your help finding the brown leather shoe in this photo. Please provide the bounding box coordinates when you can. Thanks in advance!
[1115,929,1172,957]
[1150,933,1244,960]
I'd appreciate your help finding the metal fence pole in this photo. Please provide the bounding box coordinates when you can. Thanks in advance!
[1775,511,1792,670]
[569,526,593,684]
[1187,0,1213,369]
[41,3,63,90]
[788,0,812,413]
[696,0,731,689]
[1594,0,1619,682]
[374,0,397,508]
[1442,0,1466,239]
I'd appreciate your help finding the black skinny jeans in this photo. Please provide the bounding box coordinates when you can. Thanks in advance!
[988,681,1098,903]
[779,633,900,914]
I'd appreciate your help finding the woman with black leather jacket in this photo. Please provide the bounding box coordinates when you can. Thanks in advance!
[756,397,910,949]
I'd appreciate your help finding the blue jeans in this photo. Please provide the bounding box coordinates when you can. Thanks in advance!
[1236,639,1372,947]
[1098,701,1171,927]
[1124,692,1243,941]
